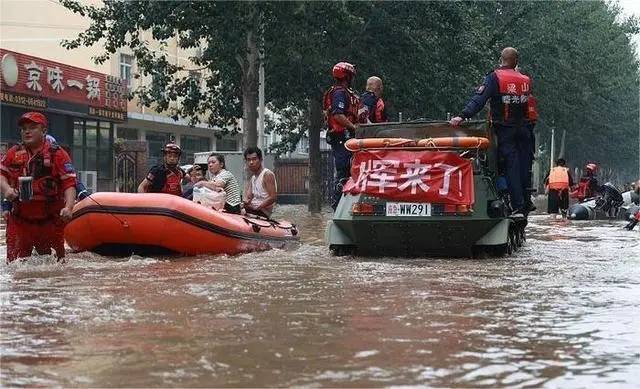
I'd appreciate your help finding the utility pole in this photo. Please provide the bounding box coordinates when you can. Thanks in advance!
[257,12,265,150]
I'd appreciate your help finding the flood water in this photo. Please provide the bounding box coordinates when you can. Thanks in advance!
[1,205,639,387]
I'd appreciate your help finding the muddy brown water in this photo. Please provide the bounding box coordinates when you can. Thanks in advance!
[1,206,639,387]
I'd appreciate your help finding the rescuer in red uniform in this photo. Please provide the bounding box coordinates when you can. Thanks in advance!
[137,143,185,196]
[323,61,360,210]
[0,112,77,262]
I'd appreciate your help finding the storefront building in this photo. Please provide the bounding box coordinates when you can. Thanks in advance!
[0,48,126,192]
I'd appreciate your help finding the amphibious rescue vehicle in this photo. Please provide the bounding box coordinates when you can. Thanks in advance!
[325,120,526,257]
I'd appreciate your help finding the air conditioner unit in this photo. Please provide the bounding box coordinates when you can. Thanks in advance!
[78,171,98,193]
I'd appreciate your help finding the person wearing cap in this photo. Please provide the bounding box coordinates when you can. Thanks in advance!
[137,143,185,196]
[573,163,601,202]
[0,111,77,263]
[323,61,360,210]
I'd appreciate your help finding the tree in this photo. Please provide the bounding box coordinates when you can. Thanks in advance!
[60,0,275,147]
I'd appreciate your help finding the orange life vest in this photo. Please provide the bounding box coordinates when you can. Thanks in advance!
[9,141,67,221]
[548,166,569,190]
[492,68,531,123]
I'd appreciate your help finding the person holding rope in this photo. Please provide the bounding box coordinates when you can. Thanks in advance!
[0,112,77,262]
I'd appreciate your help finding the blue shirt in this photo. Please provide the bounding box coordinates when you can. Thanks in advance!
[331,89,349,115]
[461,72,498,119]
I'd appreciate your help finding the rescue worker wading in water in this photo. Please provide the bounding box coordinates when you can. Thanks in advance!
[0,111,77,263]
[137,143,185,196]
[324,62,360,210]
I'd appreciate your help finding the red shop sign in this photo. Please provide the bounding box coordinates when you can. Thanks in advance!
[0,49,126,112]
[343,150,475,205]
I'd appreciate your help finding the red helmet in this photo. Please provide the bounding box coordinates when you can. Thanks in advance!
[332,62,356,80]
[162,143,182,155]
[585,163,597,172]
[18,111,48,128]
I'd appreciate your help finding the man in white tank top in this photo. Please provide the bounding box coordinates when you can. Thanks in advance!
[242,147,277,218]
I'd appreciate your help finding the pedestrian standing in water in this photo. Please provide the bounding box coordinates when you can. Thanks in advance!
[545,158,574,217]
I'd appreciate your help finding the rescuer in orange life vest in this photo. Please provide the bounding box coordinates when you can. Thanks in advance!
[360,76,388,124]
[572,163,600,202]
[450,47,533,217]
[137,143,185,196]
[323,61,360,210]
[544,158,574,217]
[0,111,77,263]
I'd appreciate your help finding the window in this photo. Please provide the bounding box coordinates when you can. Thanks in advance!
[117,127,138,140]
[85,120,98,172]
[97,121,113,179]
[188,70,202,96]
[146,131,171,168]
[72,119,85,171]
[119,54,133,89]
[217,135,238,151]
[180,135,210,164]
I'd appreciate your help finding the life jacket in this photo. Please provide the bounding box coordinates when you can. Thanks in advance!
[548,166,569,190]
[360,91,388,123]
[150,165,184,196]
[11,141,66,221]
[323,85,359,134]
[573,176,596,201]
[490,68,531,123]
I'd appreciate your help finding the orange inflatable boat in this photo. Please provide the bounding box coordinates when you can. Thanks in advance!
[345,136,490,152]
[64,193,299,256]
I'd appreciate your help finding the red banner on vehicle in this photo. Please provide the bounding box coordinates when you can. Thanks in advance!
[343,150,475,205]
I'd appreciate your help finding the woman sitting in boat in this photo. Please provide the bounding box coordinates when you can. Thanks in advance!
[194,153,242,214]
[138,143,185,196]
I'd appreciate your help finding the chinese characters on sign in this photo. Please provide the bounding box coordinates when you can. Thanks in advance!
[24,61,43,92]
[1,49,127,114]
[88,106,126,121]
[0,91,47,109]
[343,150,475,205]
[47,66,64,93]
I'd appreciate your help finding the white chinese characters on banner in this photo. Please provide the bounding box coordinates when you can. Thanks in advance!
[354,159,462,197]
[86,75,100,100]
[47,66,64,93]
[24,61,43,92]
[398,159,431,194]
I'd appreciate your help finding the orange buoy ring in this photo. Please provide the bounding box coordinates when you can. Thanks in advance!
[417,137,490,149]
[344,138,416,152]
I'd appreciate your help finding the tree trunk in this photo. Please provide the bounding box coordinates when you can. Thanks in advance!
[308,94,323,213]
[240,31,259,149]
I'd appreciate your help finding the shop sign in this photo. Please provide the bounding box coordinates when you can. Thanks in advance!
[0,90,47,109]
[89,106,126,122]
[0,49,126,114]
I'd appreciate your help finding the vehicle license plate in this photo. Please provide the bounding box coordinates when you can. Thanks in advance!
[386,202,431,217]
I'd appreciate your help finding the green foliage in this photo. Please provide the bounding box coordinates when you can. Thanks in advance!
[62,0,639,181]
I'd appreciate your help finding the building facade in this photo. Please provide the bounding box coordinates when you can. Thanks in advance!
[0,48,126,192]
